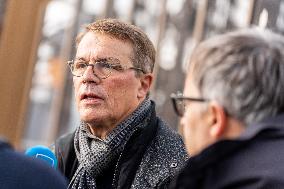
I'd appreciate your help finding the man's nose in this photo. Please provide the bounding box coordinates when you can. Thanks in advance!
[81,65,100,83]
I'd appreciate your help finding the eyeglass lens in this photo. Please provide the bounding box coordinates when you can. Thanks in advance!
[72,61,113,79]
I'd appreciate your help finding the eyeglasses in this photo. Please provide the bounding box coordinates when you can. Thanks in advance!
[67,57,145,79]
[170,91,208,117]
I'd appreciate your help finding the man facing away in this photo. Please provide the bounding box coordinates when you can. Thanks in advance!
[170,28,284,189]
[53,19,188,189]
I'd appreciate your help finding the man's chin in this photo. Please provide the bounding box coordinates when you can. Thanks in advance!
[80,113,105,123]
[81,116,99,123]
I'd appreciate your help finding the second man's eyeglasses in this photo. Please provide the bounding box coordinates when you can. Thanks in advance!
[171,91,208,117]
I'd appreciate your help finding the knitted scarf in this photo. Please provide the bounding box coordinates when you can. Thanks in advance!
[69,98,152,189]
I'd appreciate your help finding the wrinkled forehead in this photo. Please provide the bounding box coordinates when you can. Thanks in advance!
[76,32,134,61]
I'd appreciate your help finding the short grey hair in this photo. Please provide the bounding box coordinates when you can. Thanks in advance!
[76,19,156,74]
[189,28,284,126]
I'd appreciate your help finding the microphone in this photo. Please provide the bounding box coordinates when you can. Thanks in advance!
[25,145,58,169]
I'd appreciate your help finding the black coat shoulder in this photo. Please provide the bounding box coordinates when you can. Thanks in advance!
[54,132,78,181]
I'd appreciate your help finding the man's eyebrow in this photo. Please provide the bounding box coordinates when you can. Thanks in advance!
[93,57,121,64]
[74,57,87,61]
[74,57,121,64]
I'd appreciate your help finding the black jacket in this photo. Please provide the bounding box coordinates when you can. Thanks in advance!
[170,114,284,189]
[0,140,67,189]
[54,108,188,188]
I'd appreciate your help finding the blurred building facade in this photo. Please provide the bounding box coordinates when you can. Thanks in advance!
[0,0,283,148]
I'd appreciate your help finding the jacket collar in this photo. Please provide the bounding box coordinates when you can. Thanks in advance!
[185,113,284,172]
[240,113,284,140]
[114,101,158,189]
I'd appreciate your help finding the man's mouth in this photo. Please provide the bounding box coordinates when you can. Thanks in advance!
[80,93,103,102]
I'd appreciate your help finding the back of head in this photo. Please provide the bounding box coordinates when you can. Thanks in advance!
[0,140,67,189]
[76,18,156,74]
[190,28,284,126]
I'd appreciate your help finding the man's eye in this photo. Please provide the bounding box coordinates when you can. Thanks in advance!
[96,61,123,71]
[74,62,87,69]
[96,61,112,69]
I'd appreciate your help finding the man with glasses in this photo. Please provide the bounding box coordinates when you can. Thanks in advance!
[53,19,188,189]
[169,28,284,188]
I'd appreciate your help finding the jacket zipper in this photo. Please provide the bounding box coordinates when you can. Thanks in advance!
[112,128,140,189]
[112,152,123,188]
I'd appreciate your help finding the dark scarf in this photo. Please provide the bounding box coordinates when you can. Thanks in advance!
[69,98,152,189]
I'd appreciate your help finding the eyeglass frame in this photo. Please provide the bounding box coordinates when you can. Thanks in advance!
[67,58,146,79]
[170,92,208,117]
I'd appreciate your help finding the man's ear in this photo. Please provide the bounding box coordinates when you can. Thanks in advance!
[208,102,227,139]
[137,74,153,99]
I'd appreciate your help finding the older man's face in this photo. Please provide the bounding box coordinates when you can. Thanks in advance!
[73,32,145,128]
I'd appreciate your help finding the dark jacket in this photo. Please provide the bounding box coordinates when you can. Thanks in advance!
[55,108,188,189]
[0,140,67,189]
[170,114,284,189]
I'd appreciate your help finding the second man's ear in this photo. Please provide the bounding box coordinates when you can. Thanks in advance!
[208,102,227,139]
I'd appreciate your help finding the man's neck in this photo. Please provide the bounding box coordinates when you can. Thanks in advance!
[87,123,115,139]
[86,98,148,139]
[223,118,245,140]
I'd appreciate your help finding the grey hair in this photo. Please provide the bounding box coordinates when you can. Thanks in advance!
[190,28,284,126]
[76,19,155,74]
